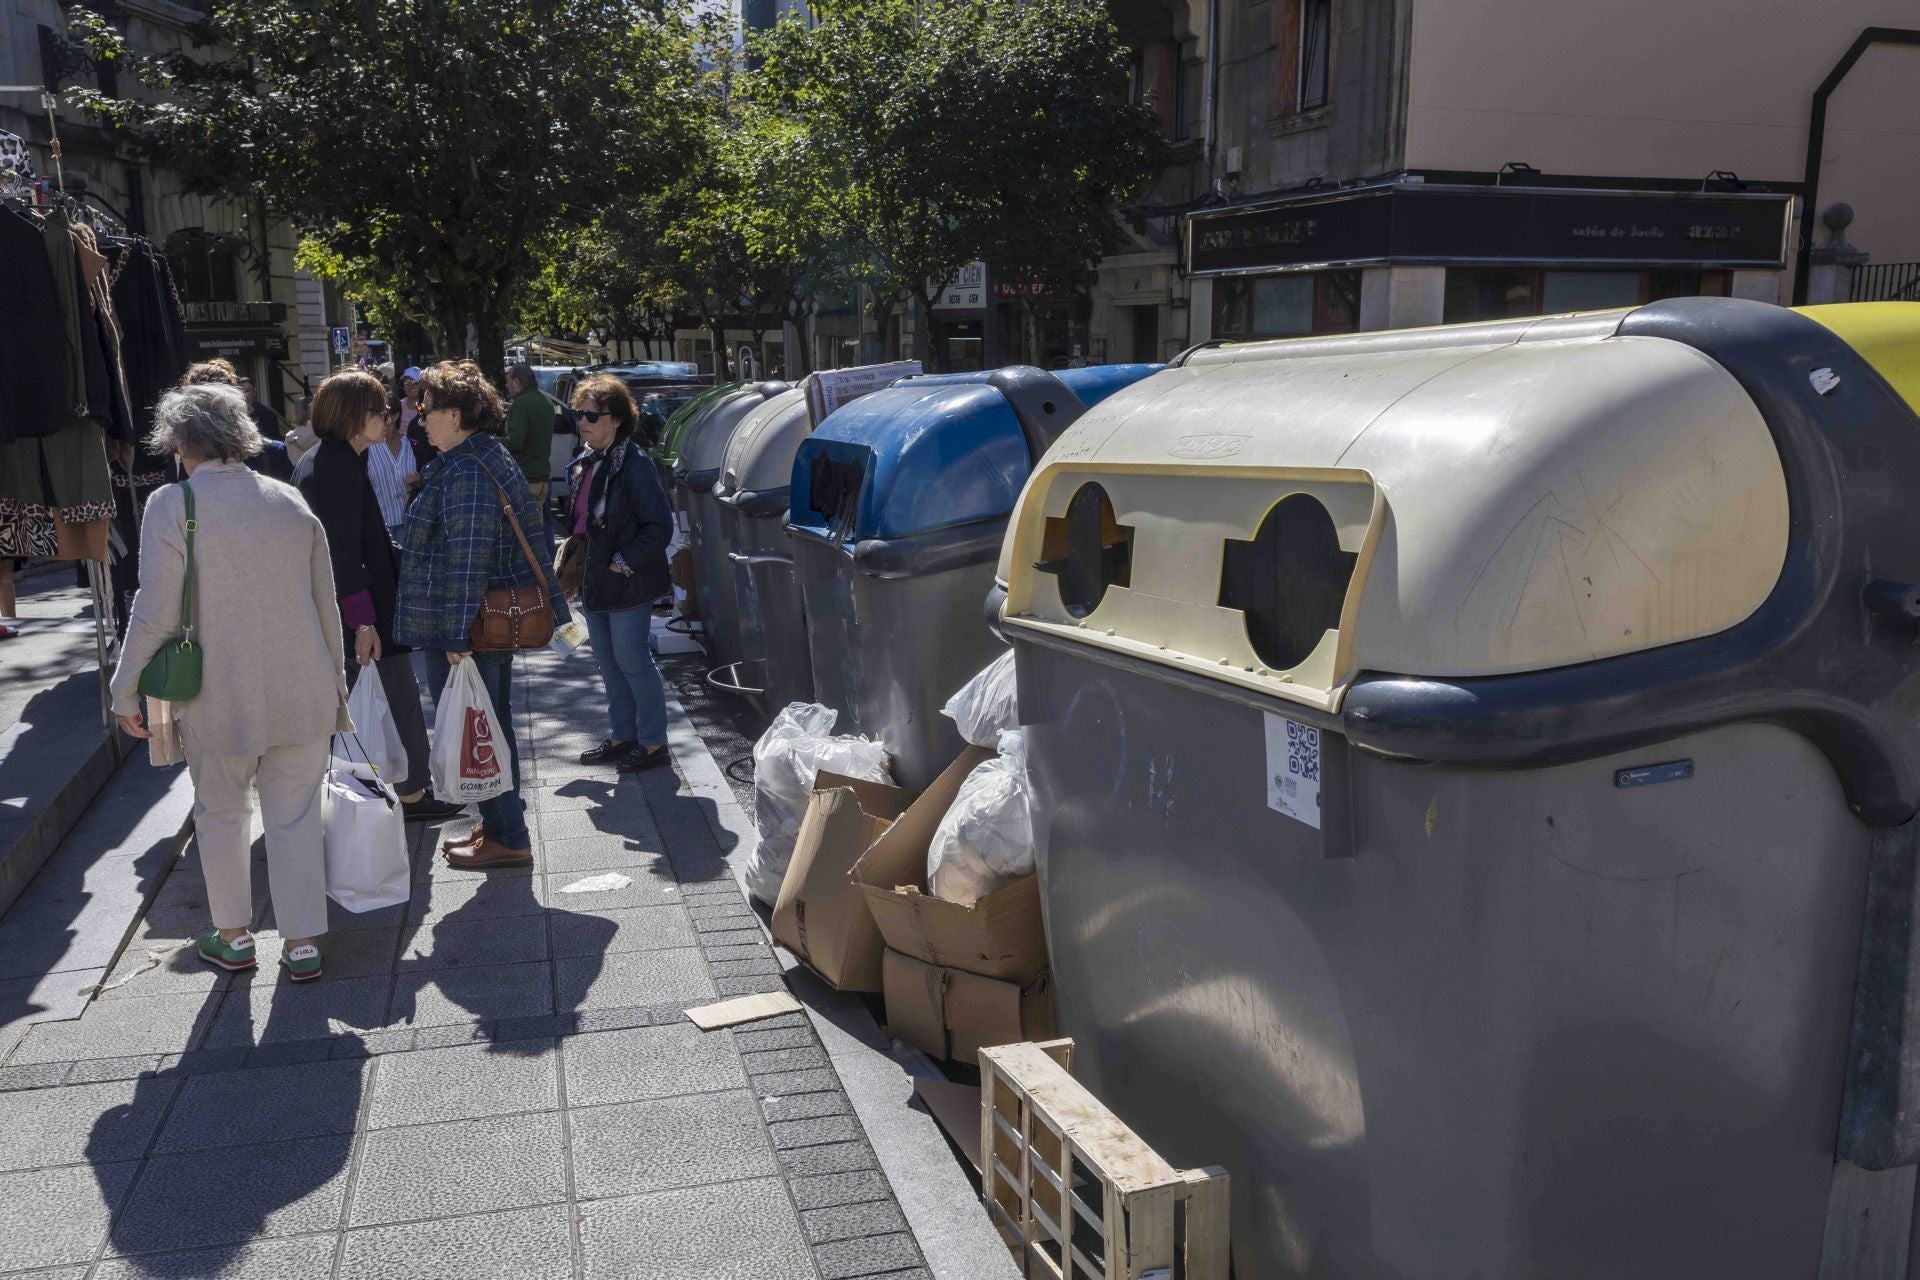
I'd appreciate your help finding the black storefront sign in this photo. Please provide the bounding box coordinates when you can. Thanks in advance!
[187,330,289,359]
[1187,184,1792,276]
[183,300,291,360]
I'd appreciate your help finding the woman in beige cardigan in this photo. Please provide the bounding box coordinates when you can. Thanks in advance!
[111,384,349,982]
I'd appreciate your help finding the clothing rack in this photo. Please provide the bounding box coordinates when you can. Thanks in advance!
[2,94,123,729]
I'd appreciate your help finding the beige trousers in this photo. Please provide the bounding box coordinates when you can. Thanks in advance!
[186,736,331,940]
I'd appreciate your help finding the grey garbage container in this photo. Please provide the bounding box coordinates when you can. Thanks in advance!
[711,387,813,708]
[790,363,1159,788]
[994,299,1920,1279]
[672,381,788,670]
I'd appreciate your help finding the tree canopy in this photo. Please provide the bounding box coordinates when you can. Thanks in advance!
[71,0,706,376]
[71,0,1164,375]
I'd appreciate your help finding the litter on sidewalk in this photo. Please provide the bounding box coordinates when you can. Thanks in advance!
[558,871,634,893]
[685,990,803,1029]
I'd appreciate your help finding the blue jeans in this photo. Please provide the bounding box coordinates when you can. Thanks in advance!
[583,605,668,747]
[424,648,530,850]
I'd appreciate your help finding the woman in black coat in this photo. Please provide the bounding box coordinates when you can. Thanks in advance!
[563,374,675,773]
[296,370,460,820]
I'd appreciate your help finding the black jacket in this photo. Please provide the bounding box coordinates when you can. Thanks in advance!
[565,438,673,613]
[297,436,408,656]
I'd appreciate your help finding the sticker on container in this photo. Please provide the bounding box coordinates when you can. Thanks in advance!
[1264,713,1322,829]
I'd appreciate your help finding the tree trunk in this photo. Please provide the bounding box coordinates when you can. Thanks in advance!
[475,300,507,390]
[911,291,938,371]
[708,320,732,380]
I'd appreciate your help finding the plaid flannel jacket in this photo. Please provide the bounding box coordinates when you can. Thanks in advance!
[393,432,569,651]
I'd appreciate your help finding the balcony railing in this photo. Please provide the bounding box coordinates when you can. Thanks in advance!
[1850,262,1920,303]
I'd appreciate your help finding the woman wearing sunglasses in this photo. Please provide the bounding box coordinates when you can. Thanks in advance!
[563,374,675,773]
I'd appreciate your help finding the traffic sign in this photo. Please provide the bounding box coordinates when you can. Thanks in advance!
[330,326,349,355]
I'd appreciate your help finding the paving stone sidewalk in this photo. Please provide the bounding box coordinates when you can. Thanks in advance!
[0,648,932,1279]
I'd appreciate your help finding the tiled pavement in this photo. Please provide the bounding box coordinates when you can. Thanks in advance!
[0,650,933,1279]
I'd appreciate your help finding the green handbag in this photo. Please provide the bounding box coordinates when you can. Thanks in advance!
[136,481,203,701]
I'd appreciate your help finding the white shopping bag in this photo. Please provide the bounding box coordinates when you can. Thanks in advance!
[323,760,410,912]
[429,659,512,803]
[338,668,406,782]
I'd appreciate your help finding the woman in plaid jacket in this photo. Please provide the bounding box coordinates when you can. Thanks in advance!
[394,360,569,870]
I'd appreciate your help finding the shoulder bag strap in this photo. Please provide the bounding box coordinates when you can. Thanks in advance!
[180,480,196,642]
[485,471,548,590]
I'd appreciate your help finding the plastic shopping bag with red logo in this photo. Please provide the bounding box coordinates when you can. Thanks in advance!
[429,660,512,803]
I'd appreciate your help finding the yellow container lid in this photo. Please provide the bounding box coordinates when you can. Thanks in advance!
[1794,302,1920,414]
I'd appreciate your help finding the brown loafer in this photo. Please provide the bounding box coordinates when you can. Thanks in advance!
[444,837,534,870]
[441,824,486,853]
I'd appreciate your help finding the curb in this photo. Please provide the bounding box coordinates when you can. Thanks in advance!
[0,726,130,920]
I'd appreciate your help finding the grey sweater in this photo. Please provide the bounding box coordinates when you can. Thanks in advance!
[111,461,350,758]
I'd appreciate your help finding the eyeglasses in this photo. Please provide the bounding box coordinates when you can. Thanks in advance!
[576,410,611,424]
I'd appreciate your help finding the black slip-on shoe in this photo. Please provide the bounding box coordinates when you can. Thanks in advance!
[403,796,468,823]
[580,739,638,765]
[617,746,672,773]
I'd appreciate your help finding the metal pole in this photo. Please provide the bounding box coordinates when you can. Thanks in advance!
[1792,28,1920,305]
[86,559,112,730]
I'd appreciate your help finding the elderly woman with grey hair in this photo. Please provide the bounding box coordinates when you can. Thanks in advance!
[110,383,349,983]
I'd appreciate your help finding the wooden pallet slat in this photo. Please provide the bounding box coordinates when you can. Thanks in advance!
[978,1039,1231,1280]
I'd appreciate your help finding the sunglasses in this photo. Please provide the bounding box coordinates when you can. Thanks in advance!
[576,410,612,424]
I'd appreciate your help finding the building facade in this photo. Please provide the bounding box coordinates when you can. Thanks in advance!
[1109,0,1920,351]
[2,0,310,416]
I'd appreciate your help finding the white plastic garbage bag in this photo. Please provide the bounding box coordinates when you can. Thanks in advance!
[744,702,892,907]
[338,668,406,782]
[941,650,1018,748]
[323,760,410,912]
[928,729,1034,906]
[429,660,512,803]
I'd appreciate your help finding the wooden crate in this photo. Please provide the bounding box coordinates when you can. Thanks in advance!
[979,1039,1229,1280]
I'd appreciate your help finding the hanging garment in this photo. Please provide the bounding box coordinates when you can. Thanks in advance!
[0,130,33,179]
[0,205,68,443]
[74,223,136,445]
[43,208,91,434]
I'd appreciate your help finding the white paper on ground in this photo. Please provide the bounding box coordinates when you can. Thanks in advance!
[1264,711,1322,829]
[559,872,634,893]
[650,613,704,655]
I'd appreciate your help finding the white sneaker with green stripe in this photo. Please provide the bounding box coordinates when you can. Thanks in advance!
[279,942,322,983]
[197,929,257,972]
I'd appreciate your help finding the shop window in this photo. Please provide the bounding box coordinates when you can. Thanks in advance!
[1541,271,1641,313]
[1275,0,1334,116]
[1219,493,1355,671]
[1037,483,1132,619]
[1648,270,1730,301]
[165,230,243,304]
[1443,268,1538,323]
[1213,271,1360,341]
[1445,267,1736,324]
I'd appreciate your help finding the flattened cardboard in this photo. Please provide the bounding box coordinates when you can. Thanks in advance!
[685,991,802,1029]
[771,771,916,992]
[853,746,1048,982]
[883,949,1056,1066]
[914,1078,985,1173]
[883,948,948,1058]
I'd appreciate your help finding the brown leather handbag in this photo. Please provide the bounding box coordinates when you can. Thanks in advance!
[469,474,557,652]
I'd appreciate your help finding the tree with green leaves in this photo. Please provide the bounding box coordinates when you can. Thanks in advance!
[69,0,706,381]
[753,0,1161,370]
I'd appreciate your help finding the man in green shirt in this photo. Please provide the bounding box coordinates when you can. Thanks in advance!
[502,361,555,505]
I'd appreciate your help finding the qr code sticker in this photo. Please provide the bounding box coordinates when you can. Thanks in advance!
[1265,713,1322,829]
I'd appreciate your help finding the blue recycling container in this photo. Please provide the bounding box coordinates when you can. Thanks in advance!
[788,364,1160,787]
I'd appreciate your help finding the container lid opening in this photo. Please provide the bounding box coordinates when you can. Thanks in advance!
[1035,482,1133,618]
[1220,493,1357,671]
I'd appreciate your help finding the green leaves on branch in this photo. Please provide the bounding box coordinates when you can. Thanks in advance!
[67,0,706,369]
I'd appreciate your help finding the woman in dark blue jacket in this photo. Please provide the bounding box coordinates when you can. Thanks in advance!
[563,375,675,773]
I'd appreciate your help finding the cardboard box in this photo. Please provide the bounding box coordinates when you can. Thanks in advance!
[883,949,1057,1064]
[771,771,916,992]
[853,745,1048,983]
